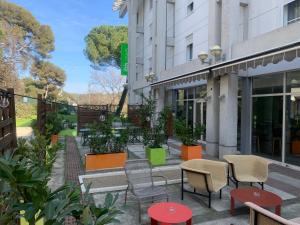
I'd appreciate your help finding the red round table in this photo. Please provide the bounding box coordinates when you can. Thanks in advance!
[230,187,282,216]
[148,202,192,225]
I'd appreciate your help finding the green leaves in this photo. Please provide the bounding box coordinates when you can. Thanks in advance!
[84,25,128,69]
[174,119,205,146]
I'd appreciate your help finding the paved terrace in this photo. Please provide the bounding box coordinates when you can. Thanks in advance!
[64,137,300,225]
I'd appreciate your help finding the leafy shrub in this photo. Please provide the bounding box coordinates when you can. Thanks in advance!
[16,102,37,119]
[174,119,205,146]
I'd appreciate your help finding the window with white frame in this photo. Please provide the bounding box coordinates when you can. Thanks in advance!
[186,34,193,61]
[187,2,194,16]
[285,0,300,25]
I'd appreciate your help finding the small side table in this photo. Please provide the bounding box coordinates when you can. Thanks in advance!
[230,187,282,216]
[148,202,192,225]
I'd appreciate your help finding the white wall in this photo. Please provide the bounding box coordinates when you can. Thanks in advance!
[173,0,209,66]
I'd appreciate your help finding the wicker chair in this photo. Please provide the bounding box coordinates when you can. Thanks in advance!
[180,159,227,208]
[224,155,271,189]
[246,202,300,225]
[124,159,168,223]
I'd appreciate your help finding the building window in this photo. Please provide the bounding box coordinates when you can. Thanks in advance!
[186,43,193,61]
[187,2,194,16]
[286,0,300,25]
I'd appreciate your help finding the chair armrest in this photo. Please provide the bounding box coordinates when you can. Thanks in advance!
[246,202,299,225]
[181,167,210,175]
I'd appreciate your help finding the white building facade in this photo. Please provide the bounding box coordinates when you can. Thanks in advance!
[115,0,300,166]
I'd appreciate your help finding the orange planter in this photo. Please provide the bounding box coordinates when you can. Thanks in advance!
[181,145,202,161]
[51,134,59,144]
[85,152,127,171]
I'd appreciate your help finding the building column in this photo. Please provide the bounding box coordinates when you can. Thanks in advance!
[206,76,220,157]
[156,86,165,114]
[219,74,238,159]
[240,77,252,154]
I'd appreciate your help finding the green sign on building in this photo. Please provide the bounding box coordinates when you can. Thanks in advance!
[121,43,128,76]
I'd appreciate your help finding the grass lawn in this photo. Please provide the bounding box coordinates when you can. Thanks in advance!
[16,116,37,127]
[59,129,77,137]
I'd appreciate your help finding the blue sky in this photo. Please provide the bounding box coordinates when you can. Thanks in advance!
[9,0,127,93]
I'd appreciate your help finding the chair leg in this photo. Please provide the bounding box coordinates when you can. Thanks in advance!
[138,201,141,223]
[219,189,222,199]
[235,181,239,189]
[124,185,129,205]
[208,192,211,208]
[250,182,253,187]
[261,182,264,190]
[181,170,184,200]
[227,166,230,185]
[194,188,196,193]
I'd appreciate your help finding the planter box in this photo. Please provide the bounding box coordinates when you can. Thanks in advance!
[85,152,127,171]
[181,145,202,161]
[51,134,58,144]
[292,141,300,154]
[146,147,166,166]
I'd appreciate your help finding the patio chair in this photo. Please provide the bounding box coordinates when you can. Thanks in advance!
[224,155,271,189]
[180,159,227,208]
[124,159,169,223]
[246,202,300,225]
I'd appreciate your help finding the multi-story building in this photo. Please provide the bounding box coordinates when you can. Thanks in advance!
[114,0,300,167]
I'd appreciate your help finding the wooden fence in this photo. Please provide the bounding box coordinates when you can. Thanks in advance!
[37,94,58,135]
[0,88,17,154]
[128,105,141,127]
[77,105,117,132]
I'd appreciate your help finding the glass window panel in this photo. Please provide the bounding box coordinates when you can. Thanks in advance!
[195,86,207,99]
[252,73,284,95]
[177,89,184,101]
[188,88,194,99]
[176,101,186,120]
[187,100,193,127]
[287,70,300,93]
[252,96,283,161]
[285,95,300,166]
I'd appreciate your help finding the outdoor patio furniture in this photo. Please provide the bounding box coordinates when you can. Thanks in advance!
[180,159,227,208]
[124,159,169,223]
[128,126,142,144]
[246,202,300,225]
[224,155,271,189]
[231,187,282,216]
[148,202,192,225]
[79,128,90,146]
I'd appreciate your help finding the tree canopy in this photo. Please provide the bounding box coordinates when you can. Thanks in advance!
[30,60,66,99]
[84,25,128,69]
[0,0,55,89]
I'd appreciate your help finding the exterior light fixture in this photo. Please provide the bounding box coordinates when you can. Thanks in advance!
[198,45,226,65]
[99,114,106,122]
[198,51,211,65]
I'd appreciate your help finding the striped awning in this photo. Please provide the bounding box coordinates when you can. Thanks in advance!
[212,42,300,77]
[151,70,209,89]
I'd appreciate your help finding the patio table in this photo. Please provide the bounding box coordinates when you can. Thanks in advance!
[230,187,282,216]
[128,126,141,144]
[148,202,192,225]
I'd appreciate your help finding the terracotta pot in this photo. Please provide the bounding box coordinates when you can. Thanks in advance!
[181,145,202,161]
[85,152,127,171]
[51,134,59,144]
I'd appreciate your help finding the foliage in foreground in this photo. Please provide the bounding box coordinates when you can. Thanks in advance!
[0,135,122,225]
[174,119,205,146]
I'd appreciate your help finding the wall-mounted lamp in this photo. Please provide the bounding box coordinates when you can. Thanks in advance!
[144,72,157,83]
[198,45,226,65]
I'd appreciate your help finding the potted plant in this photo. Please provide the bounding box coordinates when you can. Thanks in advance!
[45,112,63,144]
[139,95,167,166]
[85,115,128,171]
[174,119,205,160]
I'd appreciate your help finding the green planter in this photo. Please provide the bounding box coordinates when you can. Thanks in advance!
[146,147,166,166]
